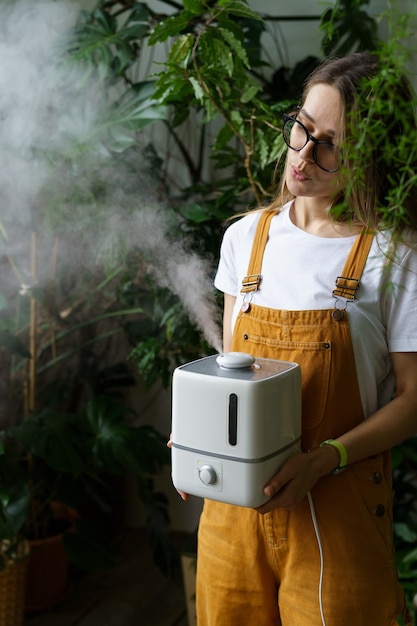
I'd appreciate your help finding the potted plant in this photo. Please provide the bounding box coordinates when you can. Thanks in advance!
[0,389,170,612]
[0,230,174,610]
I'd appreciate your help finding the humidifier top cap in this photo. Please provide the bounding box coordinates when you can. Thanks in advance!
[216,352,255,370]
[175,353,299,382]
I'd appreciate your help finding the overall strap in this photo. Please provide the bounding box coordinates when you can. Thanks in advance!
[240,210,278,294]
[333,228,374,301]
[241,211,374,301]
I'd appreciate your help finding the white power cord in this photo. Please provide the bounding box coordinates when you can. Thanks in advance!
[307,490,327,626]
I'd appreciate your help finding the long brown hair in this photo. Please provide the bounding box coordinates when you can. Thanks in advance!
[271,51,417,232]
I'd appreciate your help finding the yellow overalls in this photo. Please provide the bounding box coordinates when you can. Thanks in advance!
[196,210,411,626]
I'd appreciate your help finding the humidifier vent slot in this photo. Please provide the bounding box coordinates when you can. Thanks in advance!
[228,393,238,446]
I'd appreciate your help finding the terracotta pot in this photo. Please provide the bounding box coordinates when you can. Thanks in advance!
[25,503,78,614]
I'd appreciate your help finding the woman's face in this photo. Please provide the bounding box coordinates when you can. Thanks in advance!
[285,83,344,203]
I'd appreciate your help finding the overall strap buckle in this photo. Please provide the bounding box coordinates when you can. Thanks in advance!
[332,229,374,307]
[333,276,361,301]
[241,274,262,294]
[239,210,278,297]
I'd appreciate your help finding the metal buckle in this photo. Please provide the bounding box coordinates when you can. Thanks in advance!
[240,274,262,294]
[332,276,360,301]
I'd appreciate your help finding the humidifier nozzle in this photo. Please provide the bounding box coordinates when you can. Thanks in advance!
[216,351,255,370]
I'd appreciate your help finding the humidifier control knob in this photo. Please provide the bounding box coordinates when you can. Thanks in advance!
[199,464,218,485]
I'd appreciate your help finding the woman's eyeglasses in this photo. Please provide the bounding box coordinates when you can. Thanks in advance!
[282,111,339,173]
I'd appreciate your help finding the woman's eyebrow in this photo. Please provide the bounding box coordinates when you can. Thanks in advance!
[299,108,336,138]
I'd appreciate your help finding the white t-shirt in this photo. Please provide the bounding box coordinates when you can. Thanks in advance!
[214,201,417,418]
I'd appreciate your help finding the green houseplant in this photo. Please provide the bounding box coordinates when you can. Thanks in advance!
[0,224,174,606]
[0,395,170,610]
[0,236,177,613]
[0,2,178,611]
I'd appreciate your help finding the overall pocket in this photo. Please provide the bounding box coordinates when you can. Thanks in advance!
[241,332,332,430]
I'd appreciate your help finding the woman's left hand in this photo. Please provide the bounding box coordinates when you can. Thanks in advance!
[256,445,339,514]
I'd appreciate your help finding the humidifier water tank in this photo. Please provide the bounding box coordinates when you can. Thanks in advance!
[171,352,302,508]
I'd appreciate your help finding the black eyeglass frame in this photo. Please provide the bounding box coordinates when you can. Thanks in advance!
[282,109,339,173]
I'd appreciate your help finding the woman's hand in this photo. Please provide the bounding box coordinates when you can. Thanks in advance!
[167,434,190,501]
[256,445,339,514]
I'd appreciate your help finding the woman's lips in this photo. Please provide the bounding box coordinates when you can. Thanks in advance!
[291,165,310,182]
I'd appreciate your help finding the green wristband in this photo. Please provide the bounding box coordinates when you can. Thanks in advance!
[320,439,348,474]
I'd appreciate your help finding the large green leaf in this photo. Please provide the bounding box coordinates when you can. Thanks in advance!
[167,34,194,68]
[84,397,169,475]
[0,486,30,540]
[217,0,262,21]
[200,34,234,76]
[84,81,168,152]
[219,27,249,68]
[72,6,151,77]
[320,0,378,56]
[12,412,91,475]
[394,522,417,544]
[148,12,195,45]
[182,0,205,15]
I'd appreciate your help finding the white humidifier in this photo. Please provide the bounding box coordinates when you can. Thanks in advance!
[171,352,301,508]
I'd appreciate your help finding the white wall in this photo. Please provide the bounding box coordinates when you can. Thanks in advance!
[388,0,417,89]
[251,0,389,68]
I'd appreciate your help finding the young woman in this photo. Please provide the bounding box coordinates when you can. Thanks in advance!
[195,52,417,626]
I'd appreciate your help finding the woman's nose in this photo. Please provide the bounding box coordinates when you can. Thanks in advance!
[298,138,315,162]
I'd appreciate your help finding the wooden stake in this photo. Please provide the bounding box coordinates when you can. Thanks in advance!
[28,232,37,414]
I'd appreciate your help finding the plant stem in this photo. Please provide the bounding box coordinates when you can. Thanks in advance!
[49,236,60,361]
[29,233,37,414]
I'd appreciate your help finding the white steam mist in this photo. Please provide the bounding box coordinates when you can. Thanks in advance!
[0,0,223,355]
[0,0,84,222]
[103,204,223,353]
